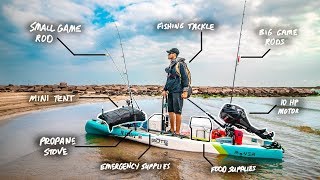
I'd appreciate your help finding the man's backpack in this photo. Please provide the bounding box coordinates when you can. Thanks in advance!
[175,58,192,98]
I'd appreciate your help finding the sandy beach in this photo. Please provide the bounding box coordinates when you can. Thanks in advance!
[0,92,144,121]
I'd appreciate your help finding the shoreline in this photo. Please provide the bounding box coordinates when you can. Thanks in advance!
[0,91,319,123]
[1,83,319,97]
[0,92,153,122]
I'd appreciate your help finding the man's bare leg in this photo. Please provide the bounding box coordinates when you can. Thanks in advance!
[169,112,175,132]
[175,114,182,135]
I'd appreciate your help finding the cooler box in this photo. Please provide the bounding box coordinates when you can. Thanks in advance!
[190,116,214,142]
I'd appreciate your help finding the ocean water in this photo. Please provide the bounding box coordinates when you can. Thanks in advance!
[0,97,319,179]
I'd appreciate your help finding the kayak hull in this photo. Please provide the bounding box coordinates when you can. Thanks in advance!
[85,119,283,160]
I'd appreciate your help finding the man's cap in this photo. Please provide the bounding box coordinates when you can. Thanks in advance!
[166,48,179,55]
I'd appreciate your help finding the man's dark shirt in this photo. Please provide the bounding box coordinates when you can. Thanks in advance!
[164,57,189,93]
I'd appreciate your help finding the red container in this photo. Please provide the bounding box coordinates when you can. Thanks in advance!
[211,129,226,139]
[234,130,243,145]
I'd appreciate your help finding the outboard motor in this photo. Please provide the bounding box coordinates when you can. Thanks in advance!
[220,104,274,140]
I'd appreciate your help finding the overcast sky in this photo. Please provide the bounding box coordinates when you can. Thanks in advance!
[0,0,319,87]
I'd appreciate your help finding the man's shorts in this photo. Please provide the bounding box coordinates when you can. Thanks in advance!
[168,92,183,114]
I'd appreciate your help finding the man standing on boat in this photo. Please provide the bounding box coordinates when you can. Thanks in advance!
[162,48,189,136]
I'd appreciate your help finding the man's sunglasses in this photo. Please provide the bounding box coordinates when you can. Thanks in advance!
[168,52,174,55]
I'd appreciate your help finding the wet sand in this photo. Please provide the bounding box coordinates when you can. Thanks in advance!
[0,134,267,179]
[0,97,260,179]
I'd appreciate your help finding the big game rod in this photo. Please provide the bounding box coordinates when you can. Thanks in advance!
[230,0,247,103]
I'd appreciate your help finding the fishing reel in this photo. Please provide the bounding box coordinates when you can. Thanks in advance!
[224,123,235,137]
[126,99,131,106]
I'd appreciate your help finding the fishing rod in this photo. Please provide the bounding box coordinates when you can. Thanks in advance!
[105,49,140,109]
[187,99,225,128]
[187,0,247,128]
[105,49,127,84]
[230,0,247,103]
[114,23,139,131]
[114,23,134,107]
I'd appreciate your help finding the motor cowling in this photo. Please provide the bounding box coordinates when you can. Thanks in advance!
[220,104,248,127]
[220,104,274,140]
